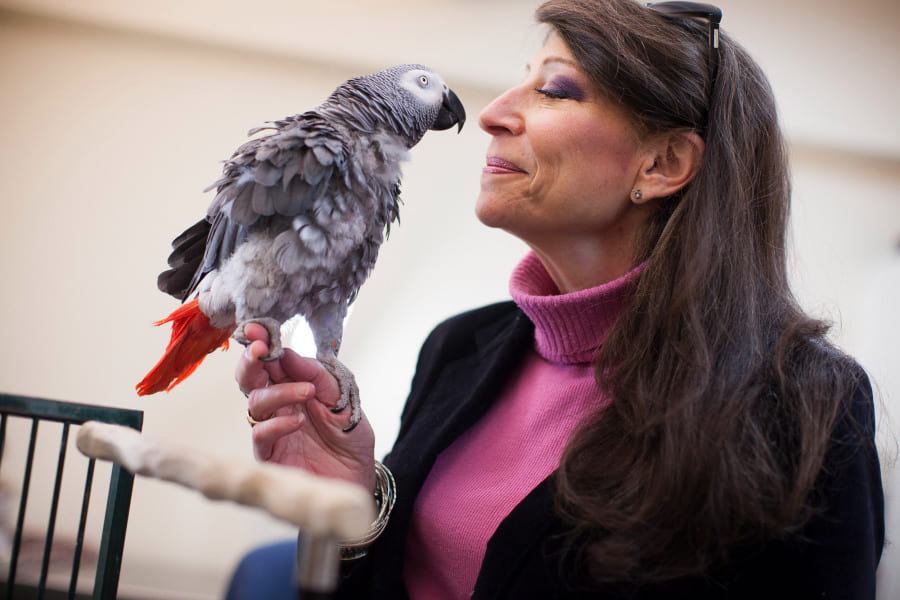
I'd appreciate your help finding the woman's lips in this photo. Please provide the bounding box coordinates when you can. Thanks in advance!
[484,156,528,175]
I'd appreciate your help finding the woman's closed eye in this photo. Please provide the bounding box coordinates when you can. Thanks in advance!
[534,76,585,101]
[535,87,575,100]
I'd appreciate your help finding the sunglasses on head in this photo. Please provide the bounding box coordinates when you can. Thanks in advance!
[646,2,723,116]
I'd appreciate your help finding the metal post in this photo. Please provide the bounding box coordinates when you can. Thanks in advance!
[295,531,340,600]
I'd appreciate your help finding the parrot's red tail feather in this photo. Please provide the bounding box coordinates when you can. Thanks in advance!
[136,299,236,396]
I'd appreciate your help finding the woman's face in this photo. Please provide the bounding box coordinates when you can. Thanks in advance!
[477,35,651,271]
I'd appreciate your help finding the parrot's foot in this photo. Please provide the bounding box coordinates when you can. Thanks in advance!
[233,318,284,362]
[318,356,361,433]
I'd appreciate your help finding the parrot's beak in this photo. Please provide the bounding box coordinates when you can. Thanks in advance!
[431,87,466,133]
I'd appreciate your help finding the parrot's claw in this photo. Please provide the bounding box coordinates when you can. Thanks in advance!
[317,356,361,433]
[233,318,285,362]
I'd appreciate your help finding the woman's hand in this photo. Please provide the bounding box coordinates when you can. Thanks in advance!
[236,323,376,492]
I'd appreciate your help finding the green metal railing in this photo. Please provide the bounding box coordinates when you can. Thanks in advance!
[0,393,143,600]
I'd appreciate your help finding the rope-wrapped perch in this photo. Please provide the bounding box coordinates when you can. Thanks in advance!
[75,421,375,541]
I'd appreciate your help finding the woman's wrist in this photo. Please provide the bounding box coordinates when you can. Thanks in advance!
[337,460,396,560]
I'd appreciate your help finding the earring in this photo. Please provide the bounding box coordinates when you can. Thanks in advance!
[632,189,642,200]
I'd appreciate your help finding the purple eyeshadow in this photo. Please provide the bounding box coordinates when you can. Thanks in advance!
[548,76,585,101]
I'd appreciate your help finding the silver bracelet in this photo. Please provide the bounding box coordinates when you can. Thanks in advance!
[338,460,396,560]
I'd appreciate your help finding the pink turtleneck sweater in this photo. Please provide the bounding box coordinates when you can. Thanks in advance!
[403,252,642,600]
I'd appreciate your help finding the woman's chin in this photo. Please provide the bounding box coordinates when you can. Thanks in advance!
[474,194,506,229]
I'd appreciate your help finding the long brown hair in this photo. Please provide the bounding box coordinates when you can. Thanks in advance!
[538,0,869,582]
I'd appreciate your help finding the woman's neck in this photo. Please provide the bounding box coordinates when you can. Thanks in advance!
[526,241,638,293]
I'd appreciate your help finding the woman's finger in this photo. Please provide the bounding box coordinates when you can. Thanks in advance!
[276,354,342,408]
[235,340,273,393]
[247,382,316,421]
[235,323,297,389]
[241,322,270,345]
[249,410,305,461]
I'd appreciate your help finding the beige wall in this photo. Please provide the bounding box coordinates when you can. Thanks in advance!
[0,1,897,597]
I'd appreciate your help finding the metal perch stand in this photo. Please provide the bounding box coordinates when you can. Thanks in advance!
[76,421,375,599]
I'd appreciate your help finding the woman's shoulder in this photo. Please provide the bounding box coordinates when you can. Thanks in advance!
[780,337,876,475]
[397,301,531,426]
[779,335,873,418]
[804,338,874,430]
[418,301,526,358]
[430,300,523,334]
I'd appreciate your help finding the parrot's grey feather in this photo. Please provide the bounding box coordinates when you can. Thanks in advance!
[253,162,283,187]
[302,151,329,185]
[157,269,190,299]
[254,143,280,164]
[205,215,229,270]
[166,231,205,269]
[272,229,304,274]
[246,123,276,137]
[251,182,275,216]
[218,219,243,268]
[229,183,256,226]
[270,182,293,215]
[282,158,302,189]
[169,218,210,253]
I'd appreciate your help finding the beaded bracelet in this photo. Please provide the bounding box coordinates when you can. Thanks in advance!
[337,460,397,560]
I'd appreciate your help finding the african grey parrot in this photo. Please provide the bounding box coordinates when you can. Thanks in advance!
[136,64,466,431]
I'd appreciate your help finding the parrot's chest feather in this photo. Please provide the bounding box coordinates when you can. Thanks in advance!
[201,232,353,325]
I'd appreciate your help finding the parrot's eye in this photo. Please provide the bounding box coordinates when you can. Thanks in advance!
[418,75,429,87]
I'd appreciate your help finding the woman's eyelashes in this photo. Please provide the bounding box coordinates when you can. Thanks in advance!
[535,87,573,100]
[535,76,585,101]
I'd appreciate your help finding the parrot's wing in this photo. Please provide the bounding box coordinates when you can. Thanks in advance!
[156,218,213,300]
[156,113,352,301]
[210,113,352,227]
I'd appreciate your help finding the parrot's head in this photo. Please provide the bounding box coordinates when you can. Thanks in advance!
[339,64,466,147]
[395,66,466,134]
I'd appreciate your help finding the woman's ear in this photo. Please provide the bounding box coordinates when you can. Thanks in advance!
[632,130,705,202]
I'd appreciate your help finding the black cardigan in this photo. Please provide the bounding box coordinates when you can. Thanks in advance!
[338,302,885,599]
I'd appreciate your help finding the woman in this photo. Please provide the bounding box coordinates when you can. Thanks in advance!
[229,0,884,597]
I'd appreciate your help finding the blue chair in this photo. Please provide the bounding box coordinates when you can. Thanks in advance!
[225,539,298,600]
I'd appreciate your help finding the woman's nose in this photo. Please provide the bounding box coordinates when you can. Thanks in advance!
[478,86,524,137]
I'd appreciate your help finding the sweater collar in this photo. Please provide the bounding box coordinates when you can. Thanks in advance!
[509,252,644,365]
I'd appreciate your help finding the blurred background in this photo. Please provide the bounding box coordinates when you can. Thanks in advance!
[0,0,897,597]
